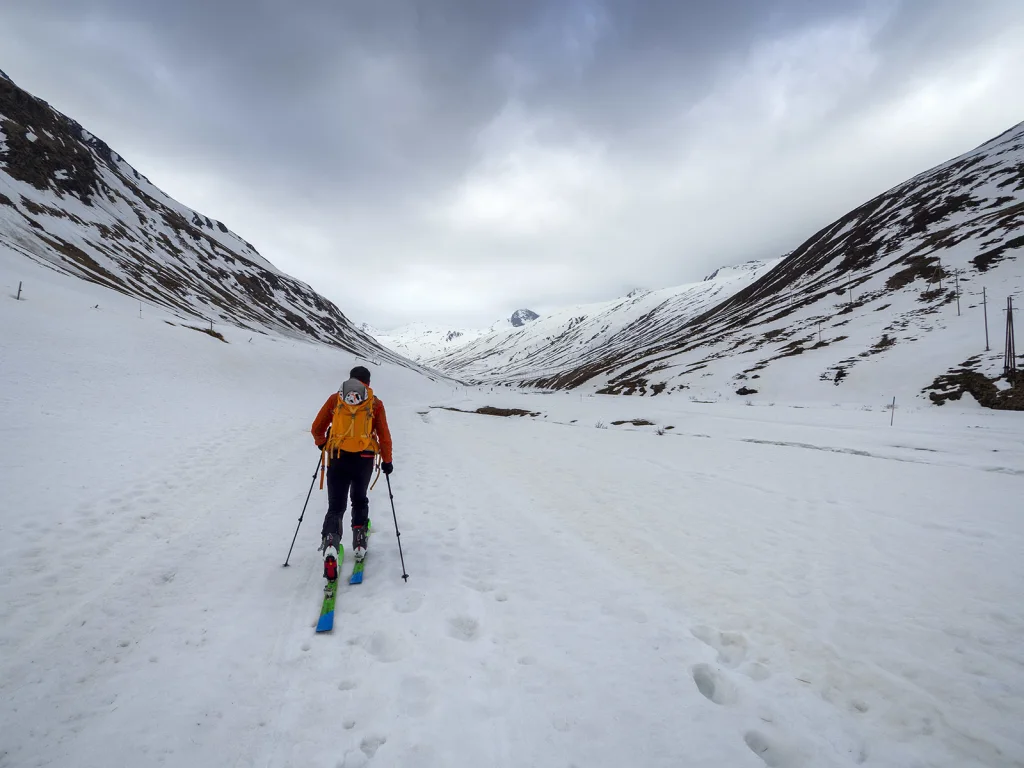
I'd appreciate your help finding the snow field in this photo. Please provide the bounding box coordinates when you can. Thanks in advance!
[2,251,1023,767]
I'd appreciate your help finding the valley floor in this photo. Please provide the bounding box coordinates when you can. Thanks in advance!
[2,255,1023,768]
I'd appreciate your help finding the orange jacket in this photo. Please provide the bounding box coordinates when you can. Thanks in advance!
[311,393,393,463]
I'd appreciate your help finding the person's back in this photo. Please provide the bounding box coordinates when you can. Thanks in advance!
[310,366,393,578]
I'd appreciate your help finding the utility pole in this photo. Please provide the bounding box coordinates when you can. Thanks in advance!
[983,287,990,351]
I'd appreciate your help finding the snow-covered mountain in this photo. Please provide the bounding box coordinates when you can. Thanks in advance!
[371,322,494,361]
[371,309,540,362]
[0,71,406,363]
[423,260,779,384]
[428,124,1023,409]
[555,122,1024,407]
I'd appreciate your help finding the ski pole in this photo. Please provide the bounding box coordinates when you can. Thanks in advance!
[386,475,409,581]
[283,451,323,567]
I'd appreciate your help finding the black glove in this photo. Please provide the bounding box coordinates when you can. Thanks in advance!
[317,442,327,452]
[381,462,393,475]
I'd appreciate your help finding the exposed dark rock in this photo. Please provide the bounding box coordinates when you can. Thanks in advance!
[511,309,539,327]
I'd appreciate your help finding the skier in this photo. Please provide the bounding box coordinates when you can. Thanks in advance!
[310,365,393,578]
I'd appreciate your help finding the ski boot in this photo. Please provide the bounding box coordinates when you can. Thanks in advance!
[322,533,340,581]
[352,525,368,562]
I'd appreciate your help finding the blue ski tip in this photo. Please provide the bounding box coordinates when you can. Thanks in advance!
[349,570,363,584]
[315,611,334,632]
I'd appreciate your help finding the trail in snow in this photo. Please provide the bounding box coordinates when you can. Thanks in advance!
[2,252,1023,768]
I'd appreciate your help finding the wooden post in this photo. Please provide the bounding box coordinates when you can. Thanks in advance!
[890,396,896,426]
[16,281,22,300]
[954,269,961,316]
[984,287,990,351]
[818,321,822,344]
[139,301,142,319]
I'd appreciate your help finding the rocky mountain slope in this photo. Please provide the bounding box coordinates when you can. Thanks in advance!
[427,124,1023,409]
[0,70,403,362]
[554,122,1024,407]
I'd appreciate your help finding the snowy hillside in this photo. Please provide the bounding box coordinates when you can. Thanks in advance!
[539,124,1024,407]
[3,249,1023,767]
[0,72,403,361]
[425,260,779,384]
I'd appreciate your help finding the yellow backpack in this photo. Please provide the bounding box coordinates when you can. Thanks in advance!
[325,384,378,458]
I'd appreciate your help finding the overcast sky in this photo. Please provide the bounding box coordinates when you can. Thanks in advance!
[1,1,1022,329]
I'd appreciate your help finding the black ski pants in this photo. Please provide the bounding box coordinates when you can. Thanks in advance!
[321,451,375,539]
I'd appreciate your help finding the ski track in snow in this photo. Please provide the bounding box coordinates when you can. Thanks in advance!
[2,251,1024,767]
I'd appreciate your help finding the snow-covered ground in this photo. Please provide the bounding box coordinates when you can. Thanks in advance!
[2,249,1023,768]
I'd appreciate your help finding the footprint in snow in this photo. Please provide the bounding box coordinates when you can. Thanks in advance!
[744,729,808,767]
[348,631,406,662]
[361,735,387,758]
[447,616,481,642]
[691,663,739,706]
[400,675,435,715]
[551,715,572,732]
[392,590,425,614]
[463,579,495,594]
[691,625,749,667]
[742,661,771,681]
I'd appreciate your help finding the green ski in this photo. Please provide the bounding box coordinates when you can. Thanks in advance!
[316,544,344,633]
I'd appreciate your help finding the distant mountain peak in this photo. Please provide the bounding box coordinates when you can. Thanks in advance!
[511,309,539,327]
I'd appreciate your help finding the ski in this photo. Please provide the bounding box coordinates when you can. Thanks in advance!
[316,579,337,632]
[349,558,365,584]
[316,542,344,633]
[350,519,371,584]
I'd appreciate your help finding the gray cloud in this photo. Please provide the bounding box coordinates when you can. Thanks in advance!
[2,0,1022,328]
